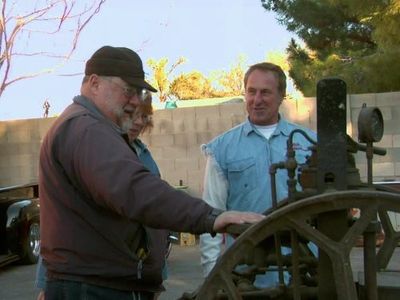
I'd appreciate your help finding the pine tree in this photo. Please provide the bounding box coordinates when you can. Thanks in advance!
[262,0,400,96]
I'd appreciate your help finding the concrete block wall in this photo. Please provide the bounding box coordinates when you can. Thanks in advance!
[0,118,54,186]
[140,103,247,197]
[0,91,399,195]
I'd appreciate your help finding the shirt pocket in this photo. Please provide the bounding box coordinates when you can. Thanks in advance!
[227,157,257,196]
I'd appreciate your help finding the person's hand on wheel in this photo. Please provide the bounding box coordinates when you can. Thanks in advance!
[213,211,265,232]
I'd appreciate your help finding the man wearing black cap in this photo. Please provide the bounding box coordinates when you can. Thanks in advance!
[38,45,264,300]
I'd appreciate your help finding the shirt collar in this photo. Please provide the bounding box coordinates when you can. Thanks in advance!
[244,114,292,137]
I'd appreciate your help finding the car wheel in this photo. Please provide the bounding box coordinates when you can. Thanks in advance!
[20,221,40,264]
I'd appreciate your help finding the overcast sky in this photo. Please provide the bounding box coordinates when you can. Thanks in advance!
[0,0,294,120]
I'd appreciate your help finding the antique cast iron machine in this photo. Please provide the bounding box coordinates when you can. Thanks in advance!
[186,79,400,299]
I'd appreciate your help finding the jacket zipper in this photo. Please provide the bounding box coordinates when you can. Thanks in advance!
[137,259,143,279]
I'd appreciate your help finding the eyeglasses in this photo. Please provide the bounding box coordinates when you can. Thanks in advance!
[105,78,147,101]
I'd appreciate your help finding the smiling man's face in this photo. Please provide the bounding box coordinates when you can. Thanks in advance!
[245,69,283,126]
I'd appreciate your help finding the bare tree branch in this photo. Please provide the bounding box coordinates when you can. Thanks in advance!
[0,0,106,98]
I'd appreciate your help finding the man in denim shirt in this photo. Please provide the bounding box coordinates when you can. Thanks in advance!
[200,62,316,287]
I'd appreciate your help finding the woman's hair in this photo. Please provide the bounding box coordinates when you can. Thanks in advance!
[140,92,154,134]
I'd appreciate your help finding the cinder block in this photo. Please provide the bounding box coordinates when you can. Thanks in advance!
[0,177,15,187]
[7,129,31,143]
[209,131,226,142]
[175,158,199,172]
[392,148,400,163]
[376,135,393,148]
[372,149,393,163]
[146,121,161,135]
[295,115,314,130]
[162,146,187,159]
[281,98,296,111]
[197,132,213,145]
[302,97,316,108]
[395,163,400,176]
[1,143,19,156]
[150,134,174,147]
[187,170,205,189]
[0,123,8,143]
[0,144,9,156]
[38,117,56,138]
[0,158,9,168]
[139,135,151,145]
[164,169,187,187]
[207,118,234,133]
[382,119,399,135]
[153,109,172,120]
[308,120,317,132]
[173,119,185,133]
[0,166,22,181]
[195,117,208,132]
[174,133,197,147]
[219,102,245,117]
[30,159,39,175]
[172,107,196,121]
[158,119,174,134]
[295,104,314,126]
[280,103,297,122]
[30,126,41,140]
[195,106,220,119]
[231,114,245,127]
[393,135,400,148]
[21,165,37,182]
[349,94,377,108]
[187,145,202,160]
[198,156,207,168]
[183,119,197,133]
[9,154,33,167]
[373,162,395,177]
[356,162,367,179]
[155,159,175,176]
[146,145,162,159]
[392,107,400,122]
[379,106,392,121]
[350,108,362,125]
[18,142,41,155]
[376,92,400,106]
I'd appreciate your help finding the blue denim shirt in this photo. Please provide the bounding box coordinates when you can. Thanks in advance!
[200,116,316,287]
[204,117,316,213]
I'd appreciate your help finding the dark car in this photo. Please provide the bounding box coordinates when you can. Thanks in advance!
[0,183,40,267]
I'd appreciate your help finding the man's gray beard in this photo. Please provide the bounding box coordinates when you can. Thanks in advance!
[120,115,134,135]
[112,105,128,130]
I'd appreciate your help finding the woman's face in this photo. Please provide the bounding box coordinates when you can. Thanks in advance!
[127,108,150,142]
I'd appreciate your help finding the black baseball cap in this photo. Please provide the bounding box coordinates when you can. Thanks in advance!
[85,46,157,92]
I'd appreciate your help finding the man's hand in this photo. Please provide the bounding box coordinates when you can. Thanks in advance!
[213,211,265,233]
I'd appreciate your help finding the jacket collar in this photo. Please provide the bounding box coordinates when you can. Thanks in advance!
[73,95,125,135]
